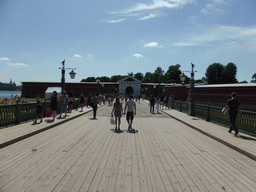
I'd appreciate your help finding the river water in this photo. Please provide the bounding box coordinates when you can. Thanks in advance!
[0,91,22,98]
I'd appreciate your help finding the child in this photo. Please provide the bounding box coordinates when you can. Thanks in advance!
[35,101,43,124]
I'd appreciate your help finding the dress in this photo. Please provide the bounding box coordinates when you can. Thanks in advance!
[113,103,122,117]
[60,95,68,113]
[80,95,85,104]
[50,96,58,111]
[156,99,160,111]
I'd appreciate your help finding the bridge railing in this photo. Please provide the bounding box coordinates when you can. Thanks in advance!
[172,100,256,135]
[0,99,81,128]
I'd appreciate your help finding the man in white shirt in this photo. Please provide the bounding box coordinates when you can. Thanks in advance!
[124,95,136,130]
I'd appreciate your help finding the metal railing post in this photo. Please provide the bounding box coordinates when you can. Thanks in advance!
[15,104,20,125]
[206,105,210,122]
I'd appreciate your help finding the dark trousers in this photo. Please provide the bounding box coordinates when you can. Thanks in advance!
[229,114,238,133]
[93,105,97,118]
[150,104,154,113]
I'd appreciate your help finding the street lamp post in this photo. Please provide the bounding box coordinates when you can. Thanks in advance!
[60,60,76,92]
[179,73,186,85]
[96,79,100,95]
[190,63,195,116]
[179,63,195,116]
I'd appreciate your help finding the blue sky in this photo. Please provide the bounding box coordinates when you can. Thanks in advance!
[1,0,256,85]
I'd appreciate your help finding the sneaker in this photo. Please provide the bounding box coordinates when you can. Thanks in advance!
[234,132,239,136]
[228,130,232,133]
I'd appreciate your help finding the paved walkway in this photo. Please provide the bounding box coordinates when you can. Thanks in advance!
[0,100,256,191]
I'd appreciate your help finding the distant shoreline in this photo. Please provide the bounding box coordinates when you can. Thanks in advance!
[0,90,21,98]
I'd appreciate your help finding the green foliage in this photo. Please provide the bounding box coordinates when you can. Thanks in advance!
[127,72,134,77]
[164,64,182,83]
[222,62,238,83]
[81,77,96,82]
[97,76,110,82]
[152,67,165,83]
[143,72,153,83]
[134,72,144,81]
[205,62,237,84]
[110,75,126,82]
[251,73,256,83]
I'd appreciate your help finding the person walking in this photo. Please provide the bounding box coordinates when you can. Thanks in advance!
[87,92,92,107]
[150,96,155,114]
[156,96,160,113]
[160,95,164,109]
[68,91,74,113]
[164,96,169,109]
[79,92,85,111]
[34,100,43,124]
[222,92,241,136]
[123,95,136,130]
[59,91,68,118]
[50,91,59,121]
[91,93,98,119]
[111,97,123,130]
[168,95,173,109]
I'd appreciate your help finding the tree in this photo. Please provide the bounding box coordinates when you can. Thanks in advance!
[80,77,96,82]
[98,76,110,82]
[152,67,164,83]
[164,64,182,83]
[127,72,134,77]
[251,73,256,83]
[134,72,144,81]
[110,75,126,82]
[205,63,224,84]
[206,62,238,84]
[222,62,237,83]
[143,72,153,83]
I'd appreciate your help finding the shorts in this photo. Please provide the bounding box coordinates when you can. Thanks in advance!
[114,111,122,117]
[36,113,42,119]
[126,112,134,121]
[60,104,67,113]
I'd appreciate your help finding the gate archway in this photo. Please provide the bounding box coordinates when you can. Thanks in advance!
[125,86,133,96]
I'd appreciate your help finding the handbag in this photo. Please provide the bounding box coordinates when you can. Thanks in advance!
[110,114,115,124]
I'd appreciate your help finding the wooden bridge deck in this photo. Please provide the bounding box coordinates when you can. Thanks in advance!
[0,101,256,192]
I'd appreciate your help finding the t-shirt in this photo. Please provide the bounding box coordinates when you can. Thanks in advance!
[60,95,68,105]
[227,98,240,117]
[92,96,98,106]
[150,97,155,105]
[126,100,135,112]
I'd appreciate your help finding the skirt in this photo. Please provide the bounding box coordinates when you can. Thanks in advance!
[114,111,122,117]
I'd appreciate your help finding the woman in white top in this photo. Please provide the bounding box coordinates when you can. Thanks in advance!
[156,96,160,113]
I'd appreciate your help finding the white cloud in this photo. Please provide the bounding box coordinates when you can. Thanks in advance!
[88,54,93,57]
[138,13,158,20]
[105,19,126,23]
[201,0,230,14]
[173,25,256,48]
[113,0,194,14]
[0,57,10,61]
[8,63,28,68]
[74,54,82,58]
[145,42,160,47]
[133,54,143,58]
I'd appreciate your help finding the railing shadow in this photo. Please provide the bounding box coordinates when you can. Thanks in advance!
[238,135,256,141]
